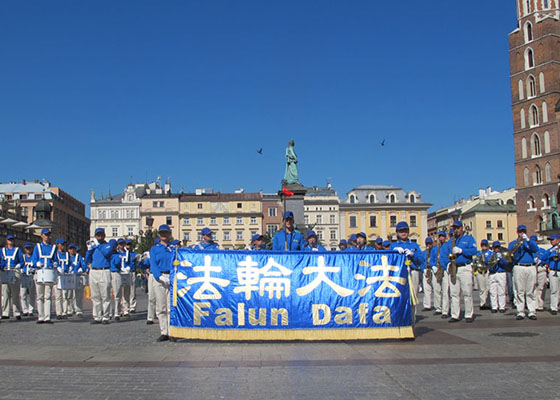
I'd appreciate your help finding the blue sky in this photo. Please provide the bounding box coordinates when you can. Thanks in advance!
[1,1,518,210]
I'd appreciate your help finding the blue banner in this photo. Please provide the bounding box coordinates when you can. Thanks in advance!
[169,249,413,340]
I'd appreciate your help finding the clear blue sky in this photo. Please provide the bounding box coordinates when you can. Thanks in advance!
[1,1,518,210]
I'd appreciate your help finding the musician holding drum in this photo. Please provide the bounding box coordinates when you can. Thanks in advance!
[110,238,129,321]
[32,228,58,324]
[486,241,509,313]
[68,243,87,317]
[1,234,24,320]
[21,242,36,317]
[54,238,74,319]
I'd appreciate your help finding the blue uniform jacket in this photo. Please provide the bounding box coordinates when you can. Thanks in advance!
[272,230,304,251]
[546,246,560,270]
[508,238,538,265]
[129,251,138,272]
[70,254,87,274]
[194,242,220,250]
[389,240,424,269]
[0,247,24,269]
[344,246,357,251]
[420,247,438,271]
[23,254,35,274]
[485,251,508,273]
[86,241,115,269]
[56,251,72,273]
[355,245,374,251]
[149,243,173,282]
[32,243,58,269]
[535,247,548,266]
[438,234,477,267]
[304,244,327,251]
[110,250,133,272]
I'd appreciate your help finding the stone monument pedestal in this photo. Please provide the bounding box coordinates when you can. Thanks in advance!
[278,184,307,232]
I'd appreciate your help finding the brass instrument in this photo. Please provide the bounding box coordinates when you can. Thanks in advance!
[425,246,433,285]
[552,245,560,277]
[435,243,444,281]
[503,237,523,264]
[448,235,457,279]
[487,249,502,269]
[473,253,488,274]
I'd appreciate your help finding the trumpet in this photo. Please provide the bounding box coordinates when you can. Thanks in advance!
[448,236,457,279]
[425,247,433,285]
[473,254,488,274]
[503,237,523,264]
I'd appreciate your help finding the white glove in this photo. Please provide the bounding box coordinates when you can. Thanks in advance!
[497,253,503,260]
[452,246,463,255]
[522,233,529,241]
[87,243,93,251]
[36,261,43,268]
[78,268,83,274]
[404,249,414,257]
[57,267,63,273]
[393,247,405,254]
[159,275,170,286]
[92,238,99,246]
[123,267,131,274]
[53,262,59,268]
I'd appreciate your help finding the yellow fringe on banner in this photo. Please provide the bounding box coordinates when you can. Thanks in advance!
[84,286,91,300]
[408,272,418,306]
[169,326,414,341]
[173,260,179,307]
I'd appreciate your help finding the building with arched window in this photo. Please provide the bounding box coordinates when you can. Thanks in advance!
[341,185,431,244]
[510,0,560,235]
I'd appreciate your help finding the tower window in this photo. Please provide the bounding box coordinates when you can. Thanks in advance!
[389,194,396,203]
[349,195,355,204]
[530,105,539,126]
[528,196,536,210]
[525,22,533,42]
[524,167,530,186]
[527,76,537,98]
[546,162,552,182]
[525,0,532,14]
[409,194,416,203]
[544,193,551,208]
[531,133,542,156]
[544,0,550,9]
[525,48,534,69]
[534,165,543,185]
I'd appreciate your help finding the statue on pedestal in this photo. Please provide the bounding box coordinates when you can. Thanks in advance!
[283,140,300,186]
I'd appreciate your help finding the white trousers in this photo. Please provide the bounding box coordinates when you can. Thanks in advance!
[2,277,22,317]
[422,269,434,309]
[153,276,170,336]
[535,265,547,310]
[147,274,156,321]
[129,272,137,311]
[513,265,537,317]
[440,270,450,315]
[489,272,507,311]
[36,282,54,322]
[20,279,36,314]
[449,265,474,319]
[549,272,560,312]
[74,284,84,314]
[111,272,123,318]
[90,269,111,321]
[475,271,489,307]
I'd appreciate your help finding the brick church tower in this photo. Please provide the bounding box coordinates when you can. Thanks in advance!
[509,0,560,236]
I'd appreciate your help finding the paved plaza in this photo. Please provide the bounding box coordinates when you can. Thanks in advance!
[1,290,559,400]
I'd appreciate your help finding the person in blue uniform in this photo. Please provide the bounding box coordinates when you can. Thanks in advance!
[487,241,509,313]
[433,231,450,318]
[150,224,174,342]
[20,242,36,317]
[421,237,438,312]
[1,234,24,320]
[438,221,477,323]
[533,235,548,312]
[374,237,384,250]
[355,232,373,251]
[85,228,117,325]
[304,231,326,251]
[32,228,58,324]
[68,243,86,317]
[272,211,304,251]
[125,240,138,314]
[251,234,266,251]
[474,239,492,310]
[546,234,560,315]
[110,239,128,321]
[382,240,391,250]
[54,238,71,319]
[346,234,357,250]
[194,227,220,250]
[338,239,347,251]
[510,225,539,320]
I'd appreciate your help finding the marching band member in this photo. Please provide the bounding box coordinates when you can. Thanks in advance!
[304,230,326,251]
[86,228,117,325]
[546,234,560,315]
[21,242,36,317]
[250,234,266,251]
[338,239,348,251]
[475,239,492,310]
[194,227,220,250]
[68,243,86,317]
[355,232,373,251]
[144,237,159,325]
[150,224,174,342]
[374,237,384,250]
[346,234,357,251]
[125,240,138,314]
[272,212,304,251]
[509,225,539,320]
[54,238,71,319]
[434,232,449,317]
[533,236,548,312]
[487,241,508,313]
[1,234,24,320]
[32,228,57,324]
[390,222,423,296]
[110,239,128,321]
[439,221,477,323]
[382,240,391,250]
[421,237,437,312]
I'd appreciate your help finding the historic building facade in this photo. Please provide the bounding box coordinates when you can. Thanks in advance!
[304,186,340,250]
[509,0,560,235]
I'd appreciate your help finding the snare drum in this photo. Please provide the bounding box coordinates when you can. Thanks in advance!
[120,272,132,286]
[57,274,77,290]
[1,269,18,284]
[79,274,89,287]
[21,274,34,288]
[36,268,57,284]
